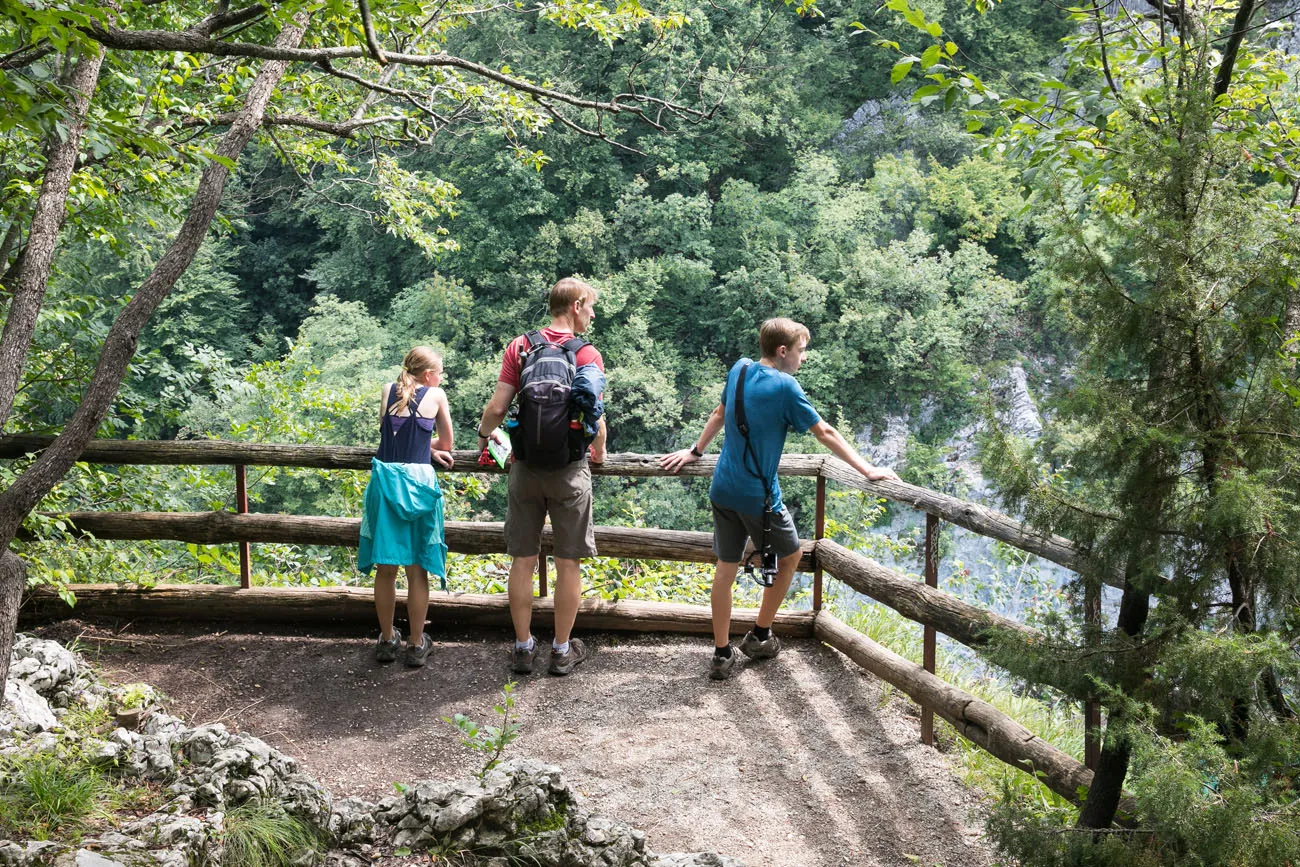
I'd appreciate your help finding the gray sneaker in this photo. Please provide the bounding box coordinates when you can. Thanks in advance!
[709,648,737,681]
[375,633,402,664]
[404,634,433,668]
[739,630,782,660]
[511,638,539,674]
[547,638,589,676]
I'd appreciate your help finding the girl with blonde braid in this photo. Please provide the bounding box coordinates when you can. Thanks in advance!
[359,346,455,667]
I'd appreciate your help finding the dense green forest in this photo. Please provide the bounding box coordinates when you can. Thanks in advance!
[2,0,1299,862]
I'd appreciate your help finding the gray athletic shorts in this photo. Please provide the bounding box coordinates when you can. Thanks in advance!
[710,502,801,564]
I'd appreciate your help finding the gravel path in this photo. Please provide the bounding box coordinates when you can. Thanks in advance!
[38,620,994,867]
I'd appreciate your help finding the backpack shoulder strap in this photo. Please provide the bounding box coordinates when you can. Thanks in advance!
[733,362,772,506]
[561,336,588,364]
[523,330,546,351]
[734,362,752,436]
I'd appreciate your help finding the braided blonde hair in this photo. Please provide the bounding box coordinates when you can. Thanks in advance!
[393,346,441,412]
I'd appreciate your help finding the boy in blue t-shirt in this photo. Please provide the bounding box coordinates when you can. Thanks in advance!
[660,318,900,680]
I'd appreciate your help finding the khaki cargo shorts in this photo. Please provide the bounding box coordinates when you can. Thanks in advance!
[505,460,597,559]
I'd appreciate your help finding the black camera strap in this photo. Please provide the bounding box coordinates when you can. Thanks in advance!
[733,362,775,587]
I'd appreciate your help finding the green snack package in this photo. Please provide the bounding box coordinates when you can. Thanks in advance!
[487,427,512,469]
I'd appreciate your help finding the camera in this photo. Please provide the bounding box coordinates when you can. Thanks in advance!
[744,544,777,587]
[758,547,777,586]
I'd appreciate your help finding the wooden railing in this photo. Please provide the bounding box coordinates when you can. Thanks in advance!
[2,435,1101,799]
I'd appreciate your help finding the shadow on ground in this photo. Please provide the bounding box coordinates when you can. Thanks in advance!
[34,619,993,867]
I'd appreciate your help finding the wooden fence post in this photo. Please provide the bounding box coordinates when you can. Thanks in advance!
[235,464,251,589]
[813,475,826,611]
[921,512,939,746]
[538,554,548,598]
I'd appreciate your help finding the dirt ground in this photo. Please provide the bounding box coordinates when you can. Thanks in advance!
[34,619,995,867]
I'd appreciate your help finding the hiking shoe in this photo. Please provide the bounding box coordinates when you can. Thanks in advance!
[511,638,539,674]
[547,638,589,676]
[375,633,402,663]
[739,630,782,660]
[709,648,737,681]
[404,634,433,668]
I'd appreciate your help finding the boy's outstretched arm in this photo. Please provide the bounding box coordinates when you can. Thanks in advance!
[660,403,726,473]
[808,420,900,483]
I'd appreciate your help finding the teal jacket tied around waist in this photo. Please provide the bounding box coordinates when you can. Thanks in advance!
[358,457,448,586]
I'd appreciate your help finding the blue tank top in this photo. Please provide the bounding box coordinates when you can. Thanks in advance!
[377,384,435,464]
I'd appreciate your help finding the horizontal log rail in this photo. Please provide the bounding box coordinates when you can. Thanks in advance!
[2,436,1093,577]
[819,457,1113,588]
[32,511,816,571]
[19,584,816,638]
[814,539,1041,650]
[0,435,819,478]
[815,611,1091,805]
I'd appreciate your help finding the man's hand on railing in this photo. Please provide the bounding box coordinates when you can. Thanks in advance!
[863,466,900,483]
[659,447,698,473]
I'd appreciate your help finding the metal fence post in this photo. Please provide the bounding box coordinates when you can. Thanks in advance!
[235,464,251,589]
[921,512,939,746]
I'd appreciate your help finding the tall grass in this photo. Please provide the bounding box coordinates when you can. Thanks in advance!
[832,591,1084,810]
[0,750,115,841]
[221,800,327,867]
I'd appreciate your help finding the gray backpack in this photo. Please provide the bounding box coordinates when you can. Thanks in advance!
[509,330,589,468]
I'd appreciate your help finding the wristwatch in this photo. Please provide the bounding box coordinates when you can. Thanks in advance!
[690,444,704,457]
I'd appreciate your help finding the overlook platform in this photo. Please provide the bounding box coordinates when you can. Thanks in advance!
[35,618,993,867]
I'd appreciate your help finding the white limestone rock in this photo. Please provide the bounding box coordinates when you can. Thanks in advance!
[0,679,57,735]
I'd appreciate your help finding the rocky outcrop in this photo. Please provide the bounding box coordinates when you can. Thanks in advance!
[1,637,742,867]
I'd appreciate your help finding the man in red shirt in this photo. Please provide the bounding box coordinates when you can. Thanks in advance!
[477,278,607,676]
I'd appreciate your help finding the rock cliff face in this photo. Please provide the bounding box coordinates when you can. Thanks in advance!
[857,361,1043,483]
[846,363,1076,628]
[0,637,743,867]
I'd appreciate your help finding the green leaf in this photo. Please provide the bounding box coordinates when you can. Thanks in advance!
[920,44,942,69]
[891,60,914,84]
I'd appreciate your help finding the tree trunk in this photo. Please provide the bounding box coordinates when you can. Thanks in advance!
[0,212,25,279]
[1077,436,1171,829]
[0,45,105,430]
[0,17,310,685]
[1077,575,1150,828]
[0,552,26,689]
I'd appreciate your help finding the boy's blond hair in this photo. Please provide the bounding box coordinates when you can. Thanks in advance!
[759,318,810,359]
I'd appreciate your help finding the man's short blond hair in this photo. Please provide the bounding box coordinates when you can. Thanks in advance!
[759,318,810,358]
[549,277,598,317]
